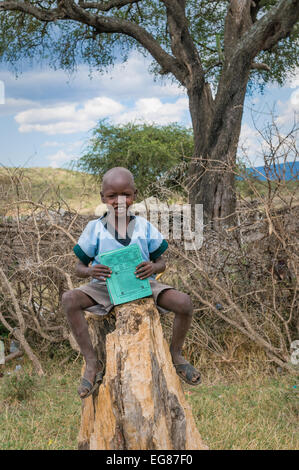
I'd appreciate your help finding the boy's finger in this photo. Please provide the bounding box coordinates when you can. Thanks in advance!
[135,265,149,272]
[135,262,146,270]
[135,264,149,273]
[93,274,108,281]
[136,268,149,275]
[95,265,112,273]
[101,265,112,271]
[138,274,150,280]
[136,269,151,277]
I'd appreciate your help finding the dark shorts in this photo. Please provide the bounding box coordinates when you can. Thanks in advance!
[75,279,175,316]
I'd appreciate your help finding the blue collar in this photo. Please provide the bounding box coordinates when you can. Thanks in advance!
[99,212,136,247]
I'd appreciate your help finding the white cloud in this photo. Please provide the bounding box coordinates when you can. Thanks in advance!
[14,93,189,135]
[89,52,185,100]
[47,150,73,168]
[0,80,4,104]
[66,140,84,151]
[43,141,61,147]
[2,51,186,109]
[276,88,299,126]
[0,97,39,117]
[286,67,299,88]
[238,123,263,166]
[15,97,124,134]
[115,97,189,125]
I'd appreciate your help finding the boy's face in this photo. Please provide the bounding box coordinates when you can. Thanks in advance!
[100,177,137,218]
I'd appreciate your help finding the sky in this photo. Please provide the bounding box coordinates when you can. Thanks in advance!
[0,51,298,170]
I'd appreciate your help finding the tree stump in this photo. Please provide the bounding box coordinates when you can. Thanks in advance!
[77,297,207,450]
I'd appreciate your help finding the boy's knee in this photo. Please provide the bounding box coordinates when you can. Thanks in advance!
[61,290,78,312]
[179,293,193,317]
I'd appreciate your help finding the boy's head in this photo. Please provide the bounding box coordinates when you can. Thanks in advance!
[100,167,137,217]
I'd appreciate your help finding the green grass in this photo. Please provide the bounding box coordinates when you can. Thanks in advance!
[186,374,299,450]
[0,356,298,450]
[0,358,81,450]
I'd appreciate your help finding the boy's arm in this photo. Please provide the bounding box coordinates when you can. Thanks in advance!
[135,255,166,280]
[75,260,112,280]
[152,255,166,274]
[75,260,91,278]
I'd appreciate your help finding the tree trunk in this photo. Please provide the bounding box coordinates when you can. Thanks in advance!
[77,297,207,450]
[188,56,251,229]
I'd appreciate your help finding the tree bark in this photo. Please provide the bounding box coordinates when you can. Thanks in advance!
[188,64,249,228]
[77,298,207,450]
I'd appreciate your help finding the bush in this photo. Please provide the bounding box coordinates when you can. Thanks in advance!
[76,120,194,198]
[0,371,38,403]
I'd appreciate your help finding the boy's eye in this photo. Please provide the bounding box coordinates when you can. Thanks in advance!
[105,193,132,198]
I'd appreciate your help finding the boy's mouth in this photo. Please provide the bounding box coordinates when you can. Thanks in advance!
[114,206,127,213]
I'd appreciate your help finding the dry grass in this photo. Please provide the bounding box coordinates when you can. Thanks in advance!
[0,167,100,215]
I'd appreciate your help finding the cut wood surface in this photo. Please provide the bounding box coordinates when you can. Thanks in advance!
[78,297,207,450]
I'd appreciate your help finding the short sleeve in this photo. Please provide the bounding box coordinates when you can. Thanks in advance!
[146,221,168,261]
[73,220,99,266]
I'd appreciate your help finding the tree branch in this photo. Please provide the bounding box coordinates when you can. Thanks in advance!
[78,0,141,11]
[160,0,205,88]
[241,0,299,56]
[251,61,270,72]
[0,0,67,21]
[224,0,253,56]
[0,0,186,83]
[62,0,186,83]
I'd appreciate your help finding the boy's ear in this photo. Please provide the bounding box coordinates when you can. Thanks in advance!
[134,188,138,200]
[100,191,105,203]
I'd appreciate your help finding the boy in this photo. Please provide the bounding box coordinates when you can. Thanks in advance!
[62,167,200,398]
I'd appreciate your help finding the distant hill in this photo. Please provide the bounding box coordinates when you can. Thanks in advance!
[241,161,298,181]
[1,167,100,215]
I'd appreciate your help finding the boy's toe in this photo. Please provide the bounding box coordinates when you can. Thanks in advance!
[174,363,201,386]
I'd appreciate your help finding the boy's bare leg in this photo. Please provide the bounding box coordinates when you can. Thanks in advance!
[62,289,102,396]
[156,289,200,383]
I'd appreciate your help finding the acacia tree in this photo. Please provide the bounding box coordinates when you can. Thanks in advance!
[0,0,298,226]
[77,121,194,195]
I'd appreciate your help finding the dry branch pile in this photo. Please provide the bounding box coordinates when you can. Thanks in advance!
[0,159,298,376]
[0,168,94,375]
[168,201,299,373]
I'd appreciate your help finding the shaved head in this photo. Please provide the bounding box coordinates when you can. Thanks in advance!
[101,167,135,193]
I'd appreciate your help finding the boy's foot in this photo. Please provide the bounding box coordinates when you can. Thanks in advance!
[78,360,104,399]
[171,354,201,386]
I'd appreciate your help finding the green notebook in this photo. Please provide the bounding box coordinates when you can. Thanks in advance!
[99,244,152,306]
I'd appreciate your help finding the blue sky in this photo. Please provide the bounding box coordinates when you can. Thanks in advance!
[0,51,298,169]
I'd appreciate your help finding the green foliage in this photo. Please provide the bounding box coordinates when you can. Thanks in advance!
[0,10,132,74]
[77,121,193,196]
[248,25,299,93]
[0,0,297,91]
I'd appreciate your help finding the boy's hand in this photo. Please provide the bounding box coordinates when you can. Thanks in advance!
[135,261,156,280]
[88,264,112,281]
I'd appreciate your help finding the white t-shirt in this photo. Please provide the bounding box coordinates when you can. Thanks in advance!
[73,213,168,280]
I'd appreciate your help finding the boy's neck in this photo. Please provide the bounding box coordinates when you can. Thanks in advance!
[106,211,131,230]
